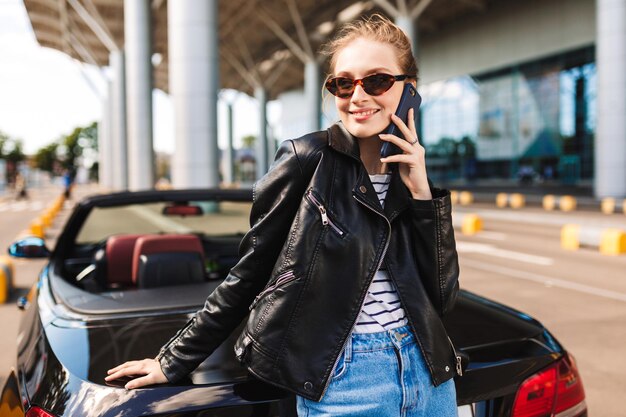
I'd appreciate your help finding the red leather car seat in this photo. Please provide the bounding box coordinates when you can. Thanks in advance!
[132,234,206,288]
[105,234,145,288]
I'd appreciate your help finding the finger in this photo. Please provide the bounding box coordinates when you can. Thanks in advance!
[105,364,145,381]
[379,133,414,154]
[107,361,136,374]
[407,108,417,136]
[107,360,143,376]
[380,153,422,165]
[125,374,156,390]
[391,114,418,145]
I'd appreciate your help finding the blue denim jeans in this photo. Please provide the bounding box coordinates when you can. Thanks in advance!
[296,325,457,417]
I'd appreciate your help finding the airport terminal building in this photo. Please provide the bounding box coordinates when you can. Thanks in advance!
[24,0,625,197]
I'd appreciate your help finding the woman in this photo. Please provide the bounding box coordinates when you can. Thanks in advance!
[107,14,460,417]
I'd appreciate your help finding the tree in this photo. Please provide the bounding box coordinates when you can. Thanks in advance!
[0,130,26,182]
[32,122,99,178]
[34,143,59,173]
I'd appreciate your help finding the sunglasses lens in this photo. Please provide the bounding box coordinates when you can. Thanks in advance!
[326,74,399,98]
[362,74,395,96]
[326,77,354,98]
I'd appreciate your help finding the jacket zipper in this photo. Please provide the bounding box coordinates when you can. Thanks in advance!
[447,335,464,376]
[320,193,391,398]
[305,188,345,236]
[249,270,297,311]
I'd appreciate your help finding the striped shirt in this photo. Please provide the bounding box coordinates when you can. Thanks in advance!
[353,174,408,333]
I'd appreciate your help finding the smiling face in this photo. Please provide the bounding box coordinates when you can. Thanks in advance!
[332,38,405,139]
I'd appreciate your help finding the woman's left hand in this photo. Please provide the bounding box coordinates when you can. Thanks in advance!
[379,108,432,200]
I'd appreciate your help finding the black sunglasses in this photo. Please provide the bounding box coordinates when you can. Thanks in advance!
[325,73,411,98]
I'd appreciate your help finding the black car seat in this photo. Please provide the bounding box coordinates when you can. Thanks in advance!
[132,234,206,288]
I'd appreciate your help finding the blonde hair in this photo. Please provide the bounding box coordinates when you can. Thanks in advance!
[320,14,419,79]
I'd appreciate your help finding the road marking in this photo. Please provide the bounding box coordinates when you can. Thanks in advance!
[457,241,553,266]
[0,201,45,212]
[462,258,626,303]
[476,231,507,241]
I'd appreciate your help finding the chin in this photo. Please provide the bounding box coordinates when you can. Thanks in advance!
[344,121,387,139]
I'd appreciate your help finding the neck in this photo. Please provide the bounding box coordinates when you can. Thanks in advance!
[359,135,388,174]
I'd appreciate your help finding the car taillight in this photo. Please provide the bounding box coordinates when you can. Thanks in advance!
[25,406,56,417]
[512,352,586,417]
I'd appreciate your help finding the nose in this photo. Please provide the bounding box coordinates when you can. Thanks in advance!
[351,82,369,101]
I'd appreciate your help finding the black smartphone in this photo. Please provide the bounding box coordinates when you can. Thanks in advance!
[380,83,422,158]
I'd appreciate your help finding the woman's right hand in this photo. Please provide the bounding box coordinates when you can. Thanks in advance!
[105,358,168,389]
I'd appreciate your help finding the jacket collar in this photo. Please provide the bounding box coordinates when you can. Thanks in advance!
[329,123,410,221]
[328,122,361,162]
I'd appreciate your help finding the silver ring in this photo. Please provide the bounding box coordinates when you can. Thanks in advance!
[409,137,418,145]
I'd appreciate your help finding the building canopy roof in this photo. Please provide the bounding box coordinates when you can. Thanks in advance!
[24,0,491,99]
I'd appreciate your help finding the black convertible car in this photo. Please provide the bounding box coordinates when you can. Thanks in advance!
[1,189,587,417]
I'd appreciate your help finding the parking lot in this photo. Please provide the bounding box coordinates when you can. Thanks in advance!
[1,185,625,415]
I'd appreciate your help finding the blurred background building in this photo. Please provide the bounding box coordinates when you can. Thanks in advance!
[18,0,626,198]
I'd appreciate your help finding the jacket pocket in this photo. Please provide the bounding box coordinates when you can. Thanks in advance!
[304,188,345,237]
[249,269,298,311]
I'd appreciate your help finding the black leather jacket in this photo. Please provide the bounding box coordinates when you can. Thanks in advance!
[158,123,460,401]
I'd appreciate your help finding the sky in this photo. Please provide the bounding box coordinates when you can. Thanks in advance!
[0,0,277,155]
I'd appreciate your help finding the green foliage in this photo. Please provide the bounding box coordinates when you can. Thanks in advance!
[32,122,99,175]
[34,143,59,173]
[0,130,26,163]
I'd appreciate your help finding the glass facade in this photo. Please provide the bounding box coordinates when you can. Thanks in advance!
[420,47,595,186]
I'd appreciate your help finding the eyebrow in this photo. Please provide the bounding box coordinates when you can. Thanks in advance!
[335,67,395,77]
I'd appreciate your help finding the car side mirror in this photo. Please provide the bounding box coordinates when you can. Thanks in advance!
[8,237,51,259]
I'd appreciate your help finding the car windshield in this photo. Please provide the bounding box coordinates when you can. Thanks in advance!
[76,201,252,244]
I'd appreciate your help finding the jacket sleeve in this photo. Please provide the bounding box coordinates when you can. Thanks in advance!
[408,187,460,317]
[157,140,313,382]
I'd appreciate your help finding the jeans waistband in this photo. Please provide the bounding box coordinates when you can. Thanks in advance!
[350,325,415,352]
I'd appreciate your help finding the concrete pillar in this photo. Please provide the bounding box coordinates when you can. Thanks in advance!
[110,50,128,190]
[224,101,235,185]
[125,0,154,190]
[305,60,321,132]
[169,0,220,188]
[255,86,269,179]
[595,0,626,198]
[98,80,114,189]
[396,15,417,60]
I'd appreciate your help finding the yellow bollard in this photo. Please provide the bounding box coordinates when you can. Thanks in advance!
[559,195,577,212]
[0,256,13,304]
[601,198,615,215]
[41,212,53,228]
[0,269,7,304]
[450,191,459,205]
[560,224,580,251]
[543,195,556,211]
[29,220,45,238]
[599,229,626,255]
[459,191,474,206]
[510,193,526,209]
[0,256,15,281]
[495,193,508,208]
[461,214,483,235]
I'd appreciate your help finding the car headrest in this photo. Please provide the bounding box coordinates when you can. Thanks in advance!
[132,234,206,287]
[105,234,144,287]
